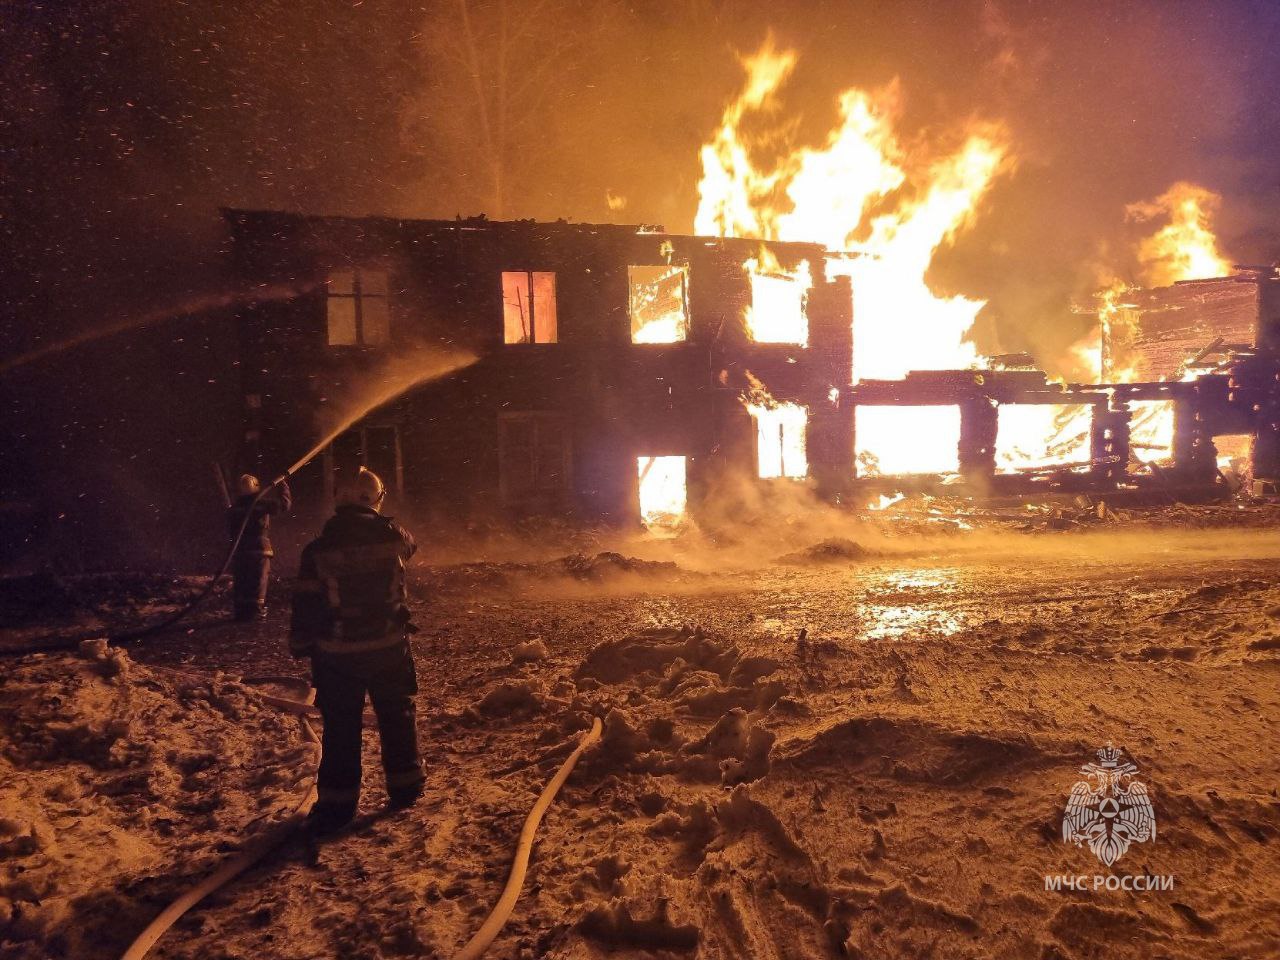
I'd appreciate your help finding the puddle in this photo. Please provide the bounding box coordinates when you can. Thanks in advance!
[859,603,966,640]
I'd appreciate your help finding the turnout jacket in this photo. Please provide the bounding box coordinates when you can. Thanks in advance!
[226,480,292,557]
[290,505,417,656]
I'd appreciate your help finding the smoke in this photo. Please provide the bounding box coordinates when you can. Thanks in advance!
[4,0,1280,568]
[7,3,1278,347]
[293,346,478,479]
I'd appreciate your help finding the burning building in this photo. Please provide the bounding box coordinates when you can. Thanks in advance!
[225,209,852,528]
[1098,270,1280,484]
[845,267,1280,493]
[226,203,1280,528]
[207,37,1280,529]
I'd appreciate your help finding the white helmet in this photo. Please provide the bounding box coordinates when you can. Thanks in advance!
[336,466,386,510]
[237,474,261,496]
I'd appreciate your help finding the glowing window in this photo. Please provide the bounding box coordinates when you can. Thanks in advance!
[326,268,391,346]
[629,265,689,343]
[1215,433,1252,470]
[747,271,808,345]
[502,271,558,344]
[1129,400,1175,463]
[637,456,687,527]
[855,406,961,477]
[751,403,808,478]
[995,404,1092,473]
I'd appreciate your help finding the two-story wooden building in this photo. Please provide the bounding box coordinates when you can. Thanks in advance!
[224,209,854,527]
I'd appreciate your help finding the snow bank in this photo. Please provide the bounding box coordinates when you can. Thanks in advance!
[573,627,788,791]
[509,637,550,664]
[0,644,313,958]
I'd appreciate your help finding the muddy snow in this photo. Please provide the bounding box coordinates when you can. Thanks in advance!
[0,641,316,957]
[3,525,1280,958]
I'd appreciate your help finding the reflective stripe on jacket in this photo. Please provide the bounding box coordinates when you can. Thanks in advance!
[290,505,417,655]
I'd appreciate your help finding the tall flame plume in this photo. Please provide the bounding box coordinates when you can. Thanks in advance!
[1127,181,1231,288]
[697,39,1234,480]
[697,37,1012,475]
[697,38,1010,385]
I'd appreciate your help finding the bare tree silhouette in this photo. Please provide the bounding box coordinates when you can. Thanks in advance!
[407,0,609,218]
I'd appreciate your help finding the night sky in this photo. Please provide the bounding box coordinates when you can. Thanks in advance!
[3,0,1280,566]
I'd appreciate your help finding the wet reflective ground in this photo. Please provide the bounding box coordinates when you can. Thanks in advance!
[85,525,1280,959]
[121,526,1280,680]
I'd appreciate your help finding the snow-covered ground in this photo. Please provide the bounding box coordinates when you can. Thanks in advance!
[3,524,1280,958]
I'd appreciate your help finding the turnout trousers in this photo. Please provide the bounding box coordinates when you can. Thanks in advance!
[231,552,270,619]
[310,637,424,812]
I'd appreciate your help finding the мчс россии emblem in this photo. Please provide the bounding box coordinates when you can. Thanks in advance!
[1062,745,1156,867]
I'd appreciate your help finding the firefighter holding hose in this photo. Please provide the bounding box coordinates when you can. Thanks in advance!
[289,467,424,834]
[226,474,292,621]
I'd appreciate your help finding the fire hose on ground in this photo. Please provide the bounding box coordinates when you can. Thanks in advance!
[119,675,319,960]
[116,667,603,960]
[453,714,603,960]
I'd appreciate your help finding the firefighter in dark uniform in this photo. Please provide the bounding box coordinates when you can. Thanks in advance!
[226,474,292,621]
[290,467,424,834]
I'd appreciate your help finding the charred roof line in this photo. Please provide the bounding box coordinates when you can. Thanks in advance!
[219,207,831,256]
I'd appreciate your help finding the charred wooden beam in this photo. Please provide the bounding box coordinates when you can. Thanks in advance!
[1091,405,1131,484]
[958,397,998,484]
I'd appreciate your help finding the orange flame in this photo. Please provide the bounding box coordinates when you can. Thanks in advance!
[741,371,808,479]
[697,38,1014,475]
[637,456,688,529]
[697,43,1232,480]
[743,245,812,345]
[1093,182,1234,465]
[696,44,1009,383]
[1127,181,1232,287]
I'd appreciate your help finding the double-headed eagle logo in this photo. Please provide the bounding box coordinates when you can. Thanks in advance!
[1062,745,1156,866]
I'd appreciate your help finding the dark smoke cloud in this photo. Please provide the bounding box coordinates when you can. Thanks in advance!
[2,0,1279,566]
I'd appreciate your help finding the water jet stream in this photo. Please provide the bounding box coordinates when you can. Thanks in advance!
[130,347,478,643]
[1,346,477,654]
[273,348,478,483]
[1,282,313,375]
